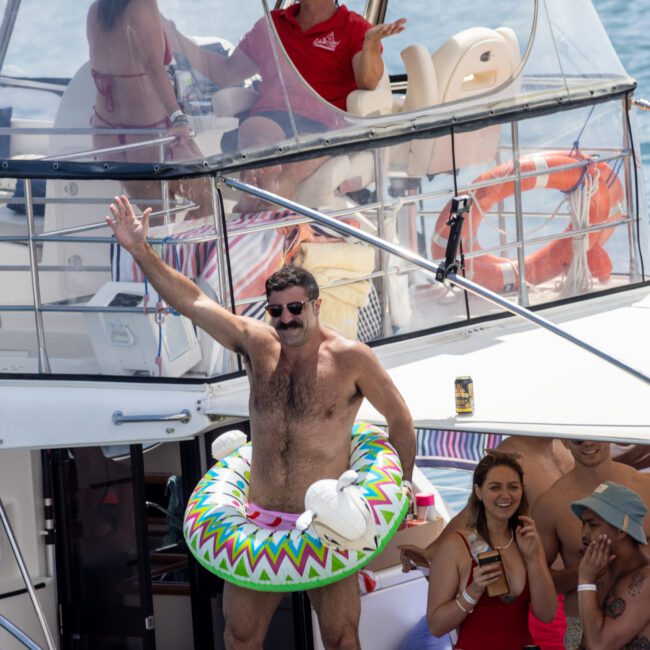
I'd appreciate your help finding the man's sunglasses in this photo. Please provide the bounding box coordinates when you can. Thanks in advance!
[265,299,314,318]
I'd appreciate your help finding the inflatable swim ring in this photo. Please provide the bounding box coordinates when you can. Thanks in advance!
[183,421,408,592]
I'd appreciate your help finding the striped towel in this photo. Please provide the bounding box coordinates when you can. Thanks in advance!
[416,430,504,461]
[111,210,315,314]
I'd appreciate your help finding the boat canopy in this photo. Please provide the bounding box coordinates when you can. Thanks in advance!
[0,0,635,176]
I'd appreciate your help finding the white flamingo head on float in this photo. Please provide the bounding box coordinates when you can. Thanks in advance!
[296,469,378,552]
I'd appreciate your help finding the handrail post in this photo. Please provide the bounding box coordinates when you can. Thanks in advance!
[25,178,51,374]
[0,498,56,650]
[511,121,529,306]
[373,146,393,336]
[623,97,641,281]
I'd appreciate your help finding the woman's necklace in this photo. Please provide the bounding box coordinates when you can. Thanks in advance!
[493,530,514,550]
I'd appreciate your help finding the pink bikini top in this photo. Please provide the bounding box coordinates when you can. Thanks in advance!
[92,31,173,112]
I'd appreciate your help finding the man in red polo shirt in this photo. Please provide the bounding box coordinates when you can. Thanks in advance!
[167,1,405,210]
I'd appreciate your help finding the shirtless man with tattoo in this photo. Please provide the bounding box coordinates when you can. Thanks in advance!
[572,481,650,649]
[533,441,650,649]
[106,195,416,650]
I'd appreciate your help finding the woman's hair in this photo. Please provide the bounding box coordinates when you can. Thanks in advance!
[466,450,529,548]
[97,0,133,31]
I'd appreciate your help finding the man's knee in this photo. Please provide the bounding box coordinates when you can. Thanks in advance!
[224,620,265,649]
[319,621,360,650]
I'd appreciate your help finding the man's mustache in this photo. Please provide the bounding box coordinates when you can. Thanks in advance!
[276,321,302,330]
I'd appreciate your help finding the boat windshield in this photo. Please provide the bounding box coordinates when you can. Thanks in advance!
[0,0,631,169]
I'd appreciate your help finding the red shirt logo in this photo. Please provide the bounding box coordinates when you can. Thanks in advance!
[313,31,341,52]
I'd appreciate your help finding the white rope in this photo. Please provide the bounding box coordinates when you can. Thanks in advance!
[560,168,599,297]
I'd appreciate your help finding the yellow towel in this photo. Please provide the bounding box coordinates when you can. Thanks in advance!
[319,289,361,338]
[296,242,376,338]
[295,242,375,275]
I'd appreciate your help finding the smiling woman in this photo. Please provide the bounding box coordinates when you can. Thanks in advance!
[426,451,558,650]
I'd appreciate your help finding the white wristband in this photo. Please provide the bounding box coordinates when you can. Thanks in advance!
[461,589,478,605]
[403,480,413,492]
[170,109,185,123]
[577,583,598,592]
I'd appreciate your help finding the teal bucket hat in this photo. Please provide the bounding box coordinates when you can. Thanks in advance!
[571,481,647,545]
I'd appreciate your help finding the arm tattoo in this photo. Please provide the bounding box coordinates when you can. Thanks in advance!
[604,595,626,619]
[627,570,648,597]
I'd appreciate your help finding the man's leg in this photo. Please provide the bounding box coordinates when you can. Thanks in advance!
[308,574,361,650]
[235,115,327,212]
[223,581,283,649]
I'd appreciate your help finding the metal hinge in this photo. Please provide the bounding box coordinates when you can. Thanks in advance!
[145,615,155,631]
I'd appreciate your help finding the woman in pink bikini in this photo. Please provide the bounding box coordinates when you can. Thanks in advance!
[87,0,206,211]
[427,451,558,650]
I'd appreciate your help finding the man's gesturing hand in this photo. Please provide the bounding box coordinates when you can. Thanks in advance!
[106,195,151,253]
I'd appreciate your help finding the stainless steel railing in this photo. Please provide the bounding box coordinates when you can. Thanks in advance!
[0,137,642,379]
[225,175,650,386]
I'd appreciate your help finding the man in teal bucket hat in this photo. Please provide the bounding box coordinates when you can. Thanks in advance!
[572,481,650,649]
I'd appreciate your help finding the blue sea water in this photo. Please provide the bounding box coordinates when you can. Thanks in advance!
[421,466,474,516]
[594,0,650,203]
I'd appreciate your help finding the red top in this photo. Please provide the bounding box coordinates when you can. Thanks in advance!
[455,533,533,650]
[239,5,372,120]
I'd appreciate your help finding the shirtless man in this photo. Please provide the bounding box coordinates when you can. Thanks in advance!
[106,195,415,650]
[533,440,650,650]
[572,482,650,649]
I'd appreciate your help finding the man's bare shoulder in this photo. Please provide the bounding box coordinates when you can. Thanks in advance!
[493,436,522,454]
[238,316,278,354]
[543,470,575,494]
[535,474,574,512]
[612,462,650,495]
[436,527,471,557]
[325,330,375,360]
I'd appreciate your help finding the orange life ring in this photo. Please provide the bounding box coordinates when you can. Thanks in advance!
[431,151,624,293]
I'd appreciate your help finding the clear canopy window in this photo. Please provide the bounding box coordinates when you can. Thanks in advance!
[0,0,632,168]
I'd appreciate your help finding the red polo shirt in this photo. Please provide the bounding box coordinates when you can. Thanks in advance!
[239,4,372,117]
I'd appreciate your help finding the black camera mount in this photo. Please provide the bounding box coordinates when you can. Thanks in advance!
[435,194,473,282]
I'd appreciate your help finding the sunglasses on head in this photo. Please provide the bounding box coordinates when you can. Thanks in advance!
[265,299,314,318]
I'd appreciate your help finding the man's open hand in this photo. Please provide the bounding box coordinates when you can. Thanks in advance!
[106,195,151,253]
[364,18,407,46]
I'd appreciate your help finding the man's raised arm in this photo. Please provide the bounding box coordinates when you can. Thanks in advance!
[352,18,406,90]
[163,18,258,88]
[532,490,578,593]
[106,195,251,355]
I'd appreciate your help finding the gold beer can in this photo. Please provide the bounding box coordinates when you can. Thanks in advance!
[455,376,474,415]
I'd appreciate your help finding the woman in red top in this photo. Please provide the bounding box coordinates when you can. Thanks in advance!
[164,1,405,212]
[427,451,557,650]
